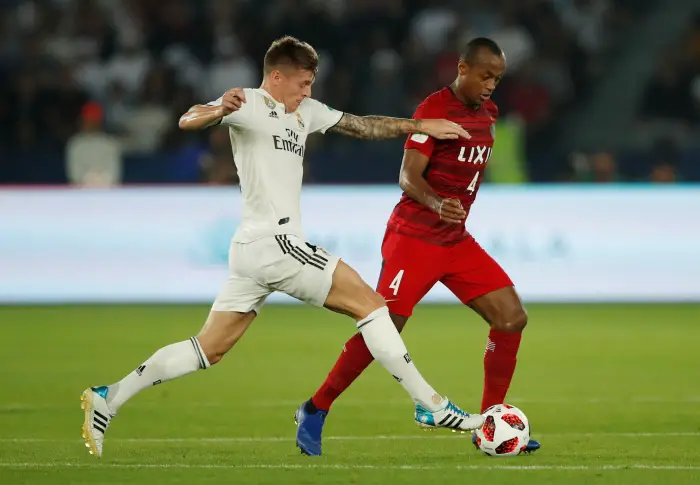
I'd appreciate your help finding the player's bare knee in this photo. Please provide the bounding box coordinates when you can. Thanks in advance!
[344,286,386,321]
[326,260,387,320]
[357,290,387,319]
[369,290,386,311]
[493,307,528,333]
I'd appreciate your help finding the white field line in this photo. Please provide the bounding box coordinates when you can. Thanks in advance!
[1,396,699,412]
[2,432,700,444]
[0,462,698,471]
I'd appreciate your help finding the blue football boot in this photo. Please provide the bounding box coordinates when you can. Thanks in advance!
[294,399,327,456]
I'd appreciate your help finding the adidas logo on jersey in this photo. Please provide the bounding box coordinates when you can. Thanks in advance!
[269,111,278,119]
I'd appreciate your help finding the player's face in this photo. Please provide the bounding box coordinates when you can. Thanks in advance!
[457,52,506,107]
[278,67,314,112]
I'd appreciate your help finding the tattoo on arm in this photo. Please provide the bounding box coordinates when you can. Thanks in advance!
[329,113,423,140]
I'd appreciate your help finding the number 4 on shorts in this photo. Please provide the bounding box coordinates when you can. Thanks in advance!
[389,269,404,296]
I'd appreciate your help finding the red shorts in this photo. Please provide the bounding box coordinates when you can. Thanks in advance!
[376,230,514,317]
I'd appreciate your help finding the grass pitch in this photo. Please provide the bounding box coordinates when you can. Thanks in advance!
[1,303,699,484]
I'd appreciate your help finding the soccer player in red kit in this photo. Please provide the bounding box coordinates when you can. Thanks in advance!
[295,38,540,456]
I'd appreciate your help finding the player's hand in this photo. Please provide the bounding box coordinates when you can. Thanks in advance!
[220,88,246,115]
[420,119,471,140]
[436,198,466,224]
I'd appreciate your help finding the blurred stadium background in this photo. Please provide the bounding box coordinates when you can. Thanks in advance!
[1,1,700,484]
[1,0,700,184]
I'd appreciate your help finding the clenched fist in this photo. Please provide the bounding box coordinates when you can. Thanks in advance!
[436,198,466,224]
[220,88,246,115]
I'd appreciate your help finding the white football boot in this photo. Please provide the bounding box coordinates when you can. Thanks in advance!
[80,386,115,457]
[415,398,485,432]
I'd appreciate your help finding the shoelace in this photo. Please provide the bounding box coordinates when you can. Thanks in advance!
[446,401,470,417]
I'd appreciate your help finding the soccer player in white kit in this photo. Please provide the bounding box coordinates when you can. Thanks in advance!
[80,36,484,458]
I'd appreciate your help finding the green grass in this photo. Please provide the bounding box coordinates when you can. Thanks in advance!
[1,303,699,485]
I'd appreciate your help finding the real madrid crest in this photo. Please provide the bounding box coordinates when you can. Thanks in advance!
[263,96,276,110]
[296,112,305,129]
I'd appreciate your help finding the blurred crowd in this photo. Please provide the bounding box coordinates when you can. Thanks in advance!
[1,0,696,186]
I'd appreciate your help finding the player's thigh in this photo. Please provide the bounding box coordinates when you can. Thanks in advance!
[213,241,272,315]
[266,236,372,316]
[440,236,516,312]
[377,230,443,318]
[323,259,385,321]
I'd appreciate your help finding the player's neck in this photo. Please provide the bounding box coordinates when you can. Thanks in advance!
[450,81,480,111]
[260,81,287,111]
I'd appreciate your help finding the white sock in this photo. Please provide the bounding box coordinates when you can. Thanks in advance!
[106,337,210,413]
[357,307,445,412]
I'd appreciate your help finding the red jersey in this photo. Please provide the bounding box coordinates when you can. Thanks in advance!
[386,87,498,246]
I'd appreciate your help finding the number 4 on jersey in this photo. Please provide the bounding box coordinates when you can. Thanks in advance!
[467,172,479,194]
[389,269,404,296]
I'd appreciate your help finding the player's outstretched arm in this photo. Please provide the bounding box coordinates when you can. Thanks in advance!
[400,149,466,224]
[328,113,470,141]
[178,104,227,130]
[178,88,246,130]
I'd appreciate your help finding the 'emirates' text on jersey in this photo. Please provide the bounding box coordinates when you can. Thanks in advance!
[387,87,498,246]
[208,89,343,243]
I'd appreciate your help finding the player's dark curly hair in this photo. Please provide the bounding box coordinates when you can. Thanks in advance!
[460,37,504,65]
[264,36,319,75]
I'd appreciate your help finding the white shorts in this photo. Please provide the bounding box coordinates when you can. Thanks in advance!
[212,235,340,314]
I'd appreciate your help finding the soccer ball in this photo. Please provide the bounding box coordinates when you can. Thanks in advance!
[474,404,530,457]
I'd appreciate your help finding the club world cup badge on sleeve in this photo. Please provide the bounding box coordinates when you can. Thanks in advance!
[264,96,276,110]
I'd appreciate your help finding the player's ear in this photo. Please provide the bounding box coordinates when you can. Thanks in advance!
[457,59,468,76]
[269,69,283,86]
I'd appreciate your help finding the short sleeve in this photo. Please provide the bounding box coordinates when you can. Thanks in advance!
[403,99,442,158]
[207,91,254,127]
[303,98,344,134]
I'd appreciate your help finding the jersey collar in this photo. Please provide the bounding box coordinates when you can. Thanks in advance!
[258,87,297,114]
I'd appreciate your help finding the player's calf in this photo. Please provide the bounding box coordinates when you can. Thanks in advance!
[389,313,409,333]
[196,310,257,364]
[470,287,528,416]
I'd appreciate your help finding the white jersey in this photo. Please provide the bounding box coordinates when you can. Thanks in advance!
[207,88,343,243]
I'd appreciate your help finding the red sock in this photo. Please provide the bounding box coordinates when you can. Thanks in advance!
[481,328,522,413]
[311,333,375,411]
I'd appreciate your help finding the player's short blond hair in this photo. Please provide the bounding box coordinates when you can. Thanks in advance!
[264,36,319,75]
